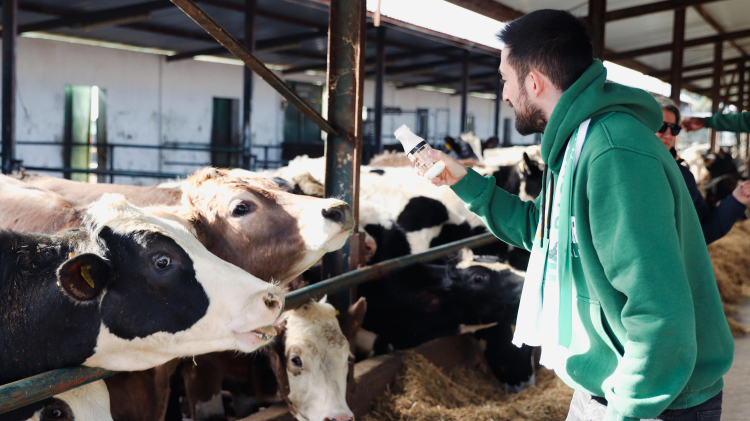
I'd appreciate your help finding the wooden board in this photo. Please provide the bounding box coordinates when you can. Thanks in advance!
[239,334,484,421]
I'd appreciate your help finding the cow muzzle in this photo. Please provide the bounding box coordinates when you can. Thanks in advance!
[323,415,354,421]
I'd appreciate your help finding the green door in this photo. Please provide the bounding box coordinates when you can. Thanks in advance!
[211,98,240,168]
[284,82,323,144]
[64,85,92,181]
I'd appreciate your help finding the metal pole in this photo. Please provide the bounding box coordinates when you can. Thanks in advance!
[241,0,256,169]
[322,0,367,305]
[711,40,723,152]
[588,0,606,61]
[2,0,17,174]
[374,25,386,155]
[670,8,686,105]
[169,0,337,135]
[493,57,501,138]
[460,49,469,133]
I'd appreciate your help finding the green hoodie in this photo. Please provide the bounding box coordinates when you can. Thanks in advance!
[451,61,734,421]
[706,111,750,133]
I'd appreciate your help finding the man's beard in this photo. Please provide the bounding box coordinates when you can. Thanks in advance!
[513,86,547,135]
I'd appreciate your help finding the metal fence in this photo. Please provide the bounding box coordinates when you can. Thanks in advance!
[15,141,283,181]
[0,232,498,414]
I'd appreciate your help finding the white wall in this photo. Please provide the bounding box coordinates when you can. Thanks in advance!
[3,37,528,184]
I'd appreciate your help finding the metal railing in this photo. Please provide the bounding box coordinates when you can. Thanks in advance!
[0,232,498,414]
[15,141,283,181]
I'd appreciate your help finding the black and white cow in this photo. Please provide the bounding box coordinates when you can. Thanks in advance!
[4,381,112,421]
[0,194,283,390]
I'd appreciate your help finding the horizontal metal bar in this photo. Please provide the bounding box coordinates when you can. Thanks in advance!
[0,232,499,413]
[169,0,338,135]
[0,367,115,415]
[17,141,243,153]
[285,232,499,309]
[22,166,186,179]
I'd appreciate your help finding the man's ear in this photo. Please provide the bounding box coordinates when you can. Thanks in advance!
[526,70,546,98]
[57,253,111,301]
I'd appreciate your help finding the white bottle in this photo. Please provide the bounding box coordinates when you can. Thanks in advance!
[394,125,446,180]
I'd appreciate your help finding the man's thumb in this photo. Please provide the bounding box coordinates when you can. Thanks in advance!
[429,149,464,175]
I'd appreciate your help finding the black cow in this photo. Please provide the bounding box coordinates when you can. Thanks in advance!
[704,148,742,212]
[0,194,283,419]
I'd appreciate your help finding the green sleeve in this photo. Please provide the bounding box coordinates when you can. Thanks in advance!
[588,149,697,420]
[450,167,541,250]
[705,112,750,133]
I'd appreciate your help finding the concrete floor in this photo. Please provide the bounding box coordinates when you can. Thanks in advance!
[721,297,750,420]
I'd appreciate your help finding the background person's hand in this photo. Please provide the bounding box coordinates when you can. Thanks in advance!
[417,149,467,187]
[732,180,750,206]
[681,117,706,132]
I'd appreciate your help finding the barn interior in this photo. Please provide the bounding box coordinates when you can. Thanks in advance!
[1,0,750,420]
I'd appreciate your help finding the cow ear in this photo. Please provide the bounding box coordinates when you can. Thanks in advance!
[337,297,367,339]
[522,152,533,175]
[57,253,111,301]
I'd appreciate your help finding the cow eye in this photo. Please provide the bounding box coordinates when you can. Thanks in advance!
[45,408,64,419]
[232,202,256,217]
[154,255,172,270]
[291,356,302,367]
[473,274,487,284]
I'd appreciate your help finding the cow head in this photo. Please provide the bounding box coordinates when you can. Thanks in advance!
[517,152,544,201]
[268,297,366,421]
[179,168,353,284]
[75,194,283,371]
[7,381,112,421]
[443,249,524,320]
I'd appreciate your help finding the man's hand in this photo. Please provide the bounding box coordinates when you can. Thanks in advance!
[420,149,468,187]
[681,117,706,132]
[732,180,750,206]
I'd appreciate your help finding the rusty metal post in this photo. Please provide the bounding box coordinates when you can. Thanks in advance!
[241,0,256,169]
[711,40,723,152]
[588,0,606,61]
[374,25,386,155]
[2,0,17,174]
[670,8,686,105]
[322,0,367,307]
[460,49,469,133]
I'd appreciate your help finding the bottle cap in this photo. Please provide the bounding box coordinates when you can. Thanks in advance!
[394,125,425,153]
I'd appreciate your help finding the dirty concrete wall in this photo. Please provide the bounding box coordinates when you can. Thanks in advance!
[5,36,520,185]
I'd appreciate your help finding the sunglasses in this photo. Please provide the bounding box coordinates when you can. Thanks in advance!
[658,121,682,136]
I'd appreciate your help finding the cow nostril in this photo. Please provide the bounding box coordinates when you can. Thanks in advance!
[264,293,281,311]
[324,418,353,421]
[322,207,345,224]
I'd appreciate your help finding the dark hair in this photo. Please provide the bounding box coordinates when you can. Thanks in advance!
[497,9,593,92]
[655,96,681,123]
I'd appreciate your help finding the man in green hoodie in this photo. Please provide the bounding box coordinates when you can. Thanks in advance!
[423,9,733,421]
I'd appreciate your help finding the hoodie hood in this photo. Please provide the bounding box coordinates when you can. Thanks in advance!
[541,60,663,172]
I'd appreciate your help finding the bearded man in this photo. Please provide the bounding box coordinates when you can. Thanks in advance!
[423,9,732,421]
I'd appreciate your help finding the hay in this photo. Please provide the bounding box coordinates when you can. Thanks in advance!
[708,219,750,336]
[361,352,573,421]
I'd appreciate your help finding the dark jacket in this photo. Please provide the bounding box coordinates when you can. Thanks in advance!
[672,148,746,244]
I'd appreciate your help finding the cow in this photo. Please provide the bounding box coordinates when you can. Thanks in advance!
[6,168,354,284]
[8,381,113,421]
[0,194,283,385]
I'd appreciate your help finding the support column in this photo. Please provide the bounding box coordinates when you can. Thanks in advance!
[741,59,748,111]
[241,0,256,169]
[670,8,686,105]
[374,25,385,155]
[588,0,606,61]
[322,0,367,297]
[711,40,723,152]
[2,0,17,174]
[460,49,469,133]
[493,57,501,138]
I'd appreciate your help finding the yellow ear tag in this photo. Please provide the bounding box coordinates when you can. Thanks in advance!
[519,161,526,174]
[336,310,340,316]
[69,252,76,259]
[81,265,95,289]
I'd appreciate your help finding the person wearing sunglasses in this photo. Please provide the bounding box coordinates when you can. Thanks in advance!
[655,96,750,244]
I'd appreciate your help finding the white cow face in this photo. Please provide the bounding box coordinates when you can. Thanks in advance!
[77,195,283,371]
[269,298,367,421]
[25,381,112,421]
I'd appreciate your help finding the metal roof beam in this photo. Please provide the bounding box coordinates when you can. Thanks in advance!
[282,46,460,74]
[606,0,726,22]
[167,28,328,61]
[607,26,750,61]
[197,0,322,29]
[396,71,497,90]
[648,56,747,78]
[693,4,749,57]
[8,1,171,35]
[363,56,490,77]
[442,0,523,22]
